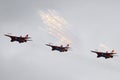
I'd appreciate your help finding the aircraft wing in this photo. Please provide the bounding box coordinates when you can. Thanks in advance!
[27,37,31,39]
[24,37,31,39]
[27,40,32,41]
[4,34,16,38]
[111,52,117,54]
[91,50,117,54]
[91,50,98,53]
[91,50,105,54]
[45,44,58,48]
[46,44,52,47]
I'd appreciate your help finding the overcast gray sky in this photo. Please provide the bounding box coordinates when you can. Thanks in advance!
[1,0,120,80]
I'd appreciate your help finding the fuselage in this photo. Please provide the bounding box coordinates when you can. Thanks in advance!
[51,46,68,52]
[11,37,27,43]
[46,44,69,52]
[5,34,29,43]
[91,50,116,59]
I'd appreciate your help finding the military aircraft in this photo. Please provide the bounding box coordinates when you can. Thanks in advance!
[46,44,70,52]
[91,50,117,59]
[4,34,32,43]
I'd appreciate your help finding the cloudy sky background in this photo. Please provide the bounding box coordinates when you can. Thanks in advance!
[0,0,120,80]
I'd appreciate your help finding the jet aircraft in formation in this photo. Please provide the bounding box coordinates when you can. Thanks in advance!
[4,34,32,43]
[4,34,119,59]
[46,44,70,52]
[91,50,117,59]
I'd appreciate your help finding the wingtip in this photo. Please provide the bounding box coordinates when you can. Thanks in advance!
[91,50,95,53]
[4,34,8,36]
[45,44,49,46]
[90,50,93,52]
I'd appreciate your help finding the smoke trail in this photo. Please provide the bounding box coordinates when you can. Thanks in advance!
[39,9,72,45]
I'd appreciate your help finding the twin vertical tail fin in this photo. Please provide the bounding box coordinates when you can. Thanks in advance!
[66,44,69,47]
[25,34,28,38]
[66,44,70,49]
[25,34,32,41]
[111,49,116,54]
[111,50,115,53]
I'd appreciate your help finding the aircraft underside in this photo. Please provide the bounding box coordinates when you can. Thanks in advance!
[11,38,26,43]
[52,47,67,52]
[97,54,113,59]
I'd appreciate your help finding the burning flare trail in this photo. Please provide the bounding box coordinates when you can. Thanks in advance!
[40,9,72,45]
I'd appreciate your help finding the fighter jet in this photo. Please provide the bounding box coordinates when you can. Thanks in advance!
[5,34,32,43]
[91,50,117,59]
[46,44,70,52]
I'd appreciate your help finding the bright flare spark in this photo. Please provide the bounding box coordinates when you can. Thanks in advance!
[40,9,72,44]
